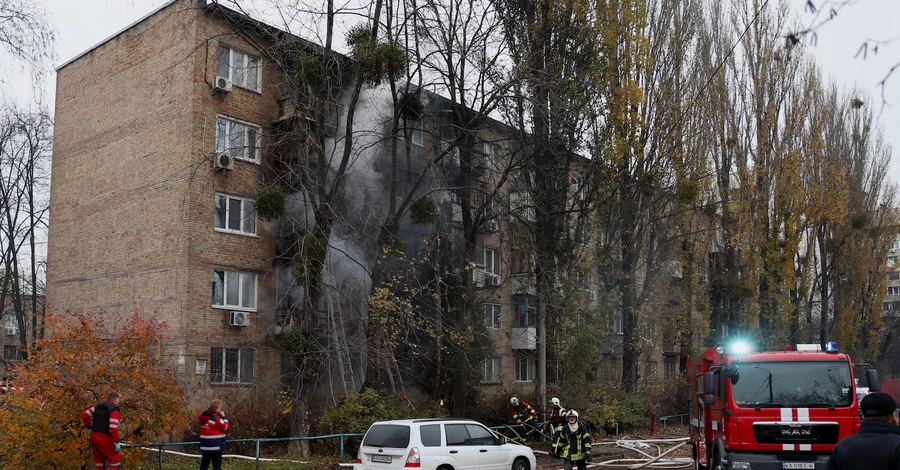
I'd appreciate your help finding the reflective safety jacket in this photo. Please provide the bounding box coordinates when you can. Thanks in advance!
[556,422,591,461]
[81,401,121,442]
[548,405,567,430]
[199,410,230,452]
[511,401,537,424]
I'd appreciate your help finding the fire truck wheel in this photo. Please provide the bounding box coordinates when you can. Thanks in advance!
[710,453,724,470]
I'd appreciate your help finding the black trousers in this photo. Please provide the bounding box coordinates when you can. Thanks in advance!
[199,450,223,470]
[563,458,587,470]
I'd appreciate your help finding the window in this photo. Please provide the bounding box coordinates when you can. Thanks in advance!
[512,296,536,328]
[210,347,256,384]
[212,270,257,310]
[893,240,900,250]
[445,424,470,446]
[515,354,534,382]
[574,271,590,291]
[484,247,500,275]
[890,286,900,296]
[218,45,261,91]
[420,424,442,447]
[3,345,23,360]
[482,141,503,172]
[664,356,677,380]
[885,301,900,311]
[404,118,423,147]
[888,272,900,281]
[482,356,502,383]
[216,117,261,163]
[4,314,16,336]
[215,194,256,235]
[484,303,502,329]
[614,314,623,334]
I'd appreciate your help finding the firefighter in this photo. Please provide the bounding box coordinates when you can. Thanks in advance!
[509,396,538,429]
[555,409,592,470]
[548,397,567,456]
[81,391,123,469]
[199,399,230,470]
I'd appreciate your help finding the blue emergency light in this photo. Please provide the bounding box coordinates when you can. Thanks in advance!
[825,341,839,353]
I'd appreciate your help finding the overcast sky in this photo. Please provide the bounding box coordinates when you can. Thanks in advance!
[2,0,898,185]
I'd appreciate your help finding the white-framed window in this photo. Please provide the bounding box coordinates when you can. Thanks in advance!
[482,141,503,172]
[484,303,502,329]
[404,118,423,147]
[212,270,257,310]
[218,45,261,91]
[216,116,261,163]
[215,193,256,235]
[893,240,900,250]
[574,271,590,291]
[210,347,256,384]
[482,356,502,383]
[614,314,623,334]
[889,286,900,296]
[3,314,17,336]
[515,354,534,382]
[484,247,500,275]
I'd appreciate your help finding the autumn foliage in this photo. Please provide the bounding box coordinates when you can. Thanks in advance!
[0,310,189,468]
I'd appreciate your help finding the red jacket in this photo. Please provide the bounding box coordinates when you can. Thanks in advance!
[81,401,121,442]
[199,410,229,452]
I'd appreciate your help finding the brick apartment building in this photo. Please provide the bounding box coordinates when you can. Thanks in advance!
[48,0,673,410]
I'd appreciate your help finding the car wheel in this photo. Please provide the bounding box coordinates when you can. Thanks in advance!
[512,457,529,470]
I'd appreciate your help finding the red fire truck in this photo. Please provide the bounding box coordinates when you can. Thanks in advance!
[688,342,879,470]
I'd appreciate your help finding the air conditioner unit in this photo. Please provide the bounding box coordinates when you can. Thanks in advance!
[5,327,16,336]
[589,291,597,301]
[473,269,486,288]
[230,311,250,327]
[212,76,233,93]
[487,273,501,287]
[214,152,234,171]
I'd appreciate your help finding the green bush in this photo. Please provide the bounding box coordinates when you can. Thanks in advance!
[311,388,446,458]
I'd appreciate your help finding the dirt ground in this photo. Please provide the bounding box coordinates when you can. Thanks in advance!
[534,425,691,469]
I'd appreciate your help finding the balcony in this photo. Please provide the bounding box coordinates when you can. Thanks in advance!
[511,327,537,349]
[510,273,536,295]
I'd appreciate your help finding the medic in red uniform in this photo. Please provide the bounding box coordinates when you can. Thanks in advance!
[81,391,123,469]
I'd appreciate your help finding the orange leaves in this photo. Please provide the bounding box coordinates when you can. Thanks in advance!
[0,309,189,469]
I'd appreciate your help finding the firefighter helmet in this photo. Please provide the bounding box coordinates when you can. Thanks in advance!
[567,409,579,421]
[551,397,560,406]
[510,397,519,405]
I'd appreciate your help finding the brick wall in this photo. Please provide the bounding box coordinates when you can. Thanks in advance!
[48,0,285,410]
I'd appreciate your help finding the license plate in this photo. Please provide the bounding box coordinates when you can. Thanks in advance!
[371,455,392,464]
[783,463,814,469]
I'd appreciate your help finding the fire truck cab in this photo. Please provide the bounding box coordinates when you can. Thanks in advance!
[688,342,879,470]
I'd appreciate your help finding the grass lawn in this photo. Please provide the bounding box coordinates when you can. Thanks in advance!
[124,451,334,469]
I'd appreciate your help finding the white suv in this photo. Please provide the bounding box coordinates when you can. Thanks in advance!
[355,418,536,470]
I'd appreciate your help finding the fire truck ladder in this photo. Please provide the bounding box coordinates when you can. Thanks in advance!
[328,297,356,394]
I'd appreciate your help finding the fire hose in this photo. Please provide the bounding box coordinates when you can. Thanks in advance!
[576,437,694,469]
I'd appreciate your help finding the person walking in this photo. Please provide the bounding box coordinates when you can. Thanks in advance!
[826,392,900,470]
[199,399,230,470]
[81,391,123,469]
[555,409,592,470]
[548,397,567,456]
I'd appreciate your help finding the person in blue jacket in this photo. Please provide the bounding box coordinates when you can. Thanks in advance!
[826,392,900,470]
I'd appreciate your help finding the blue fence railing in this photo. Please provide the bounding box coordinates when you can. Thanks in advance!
[144,433,365,469]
